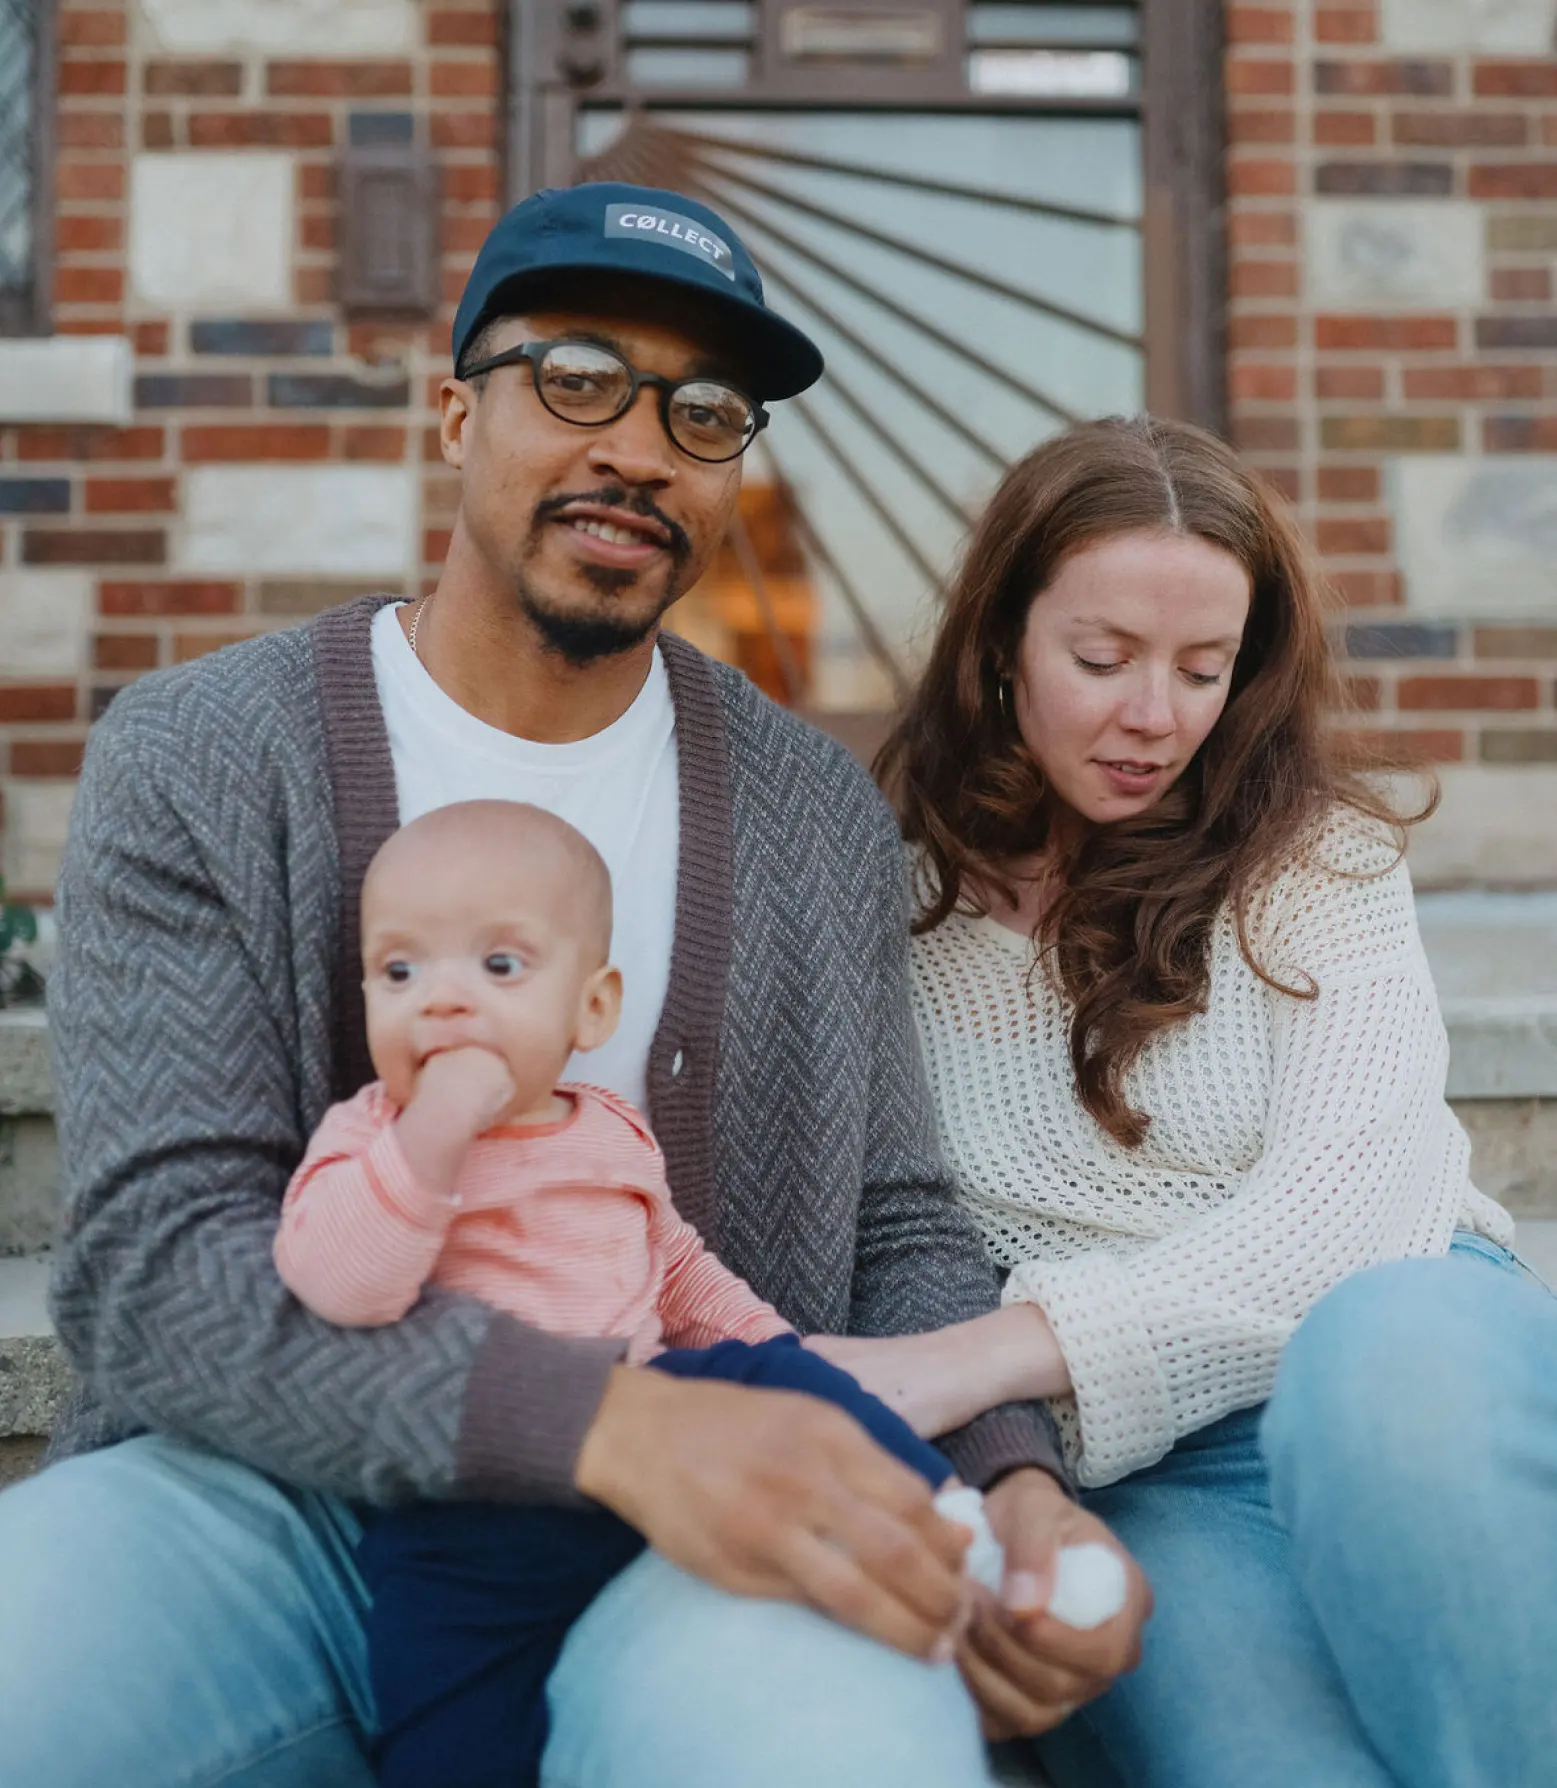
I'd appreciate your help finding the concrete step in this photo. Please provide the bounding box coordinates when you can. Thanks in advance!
[0,1254,69,1447]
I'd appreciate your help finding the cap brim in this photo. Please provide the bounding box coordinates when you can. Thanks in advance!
[467,261,824,402]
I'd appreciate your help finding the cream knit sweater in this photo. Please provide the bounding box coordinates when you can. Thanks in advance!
[909,811,1514,1488]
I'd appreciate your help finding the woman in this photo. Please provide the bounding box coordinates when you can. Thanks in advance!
[823,417,1557,1788]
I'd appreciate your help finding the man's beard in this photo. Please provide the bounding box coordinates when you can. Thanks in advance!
[519,486,694,667]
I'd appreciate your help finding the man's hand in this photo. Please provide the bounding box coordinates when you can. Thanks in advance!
[575,1364,974,1661]
[956,1468,1150,1739]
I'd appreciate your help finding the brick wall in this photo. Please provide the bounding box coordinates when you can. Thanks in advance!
[1225,0,1557,881]
[0,0,502,898]
[4,0,1556,899]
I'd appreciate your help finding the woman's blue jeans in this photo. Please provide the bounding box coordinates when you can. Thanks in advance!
[1036,1233,1557,1788]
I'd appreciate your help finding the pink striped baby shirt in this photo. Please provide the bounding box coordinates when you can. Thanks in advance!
[274,1081,790,1359]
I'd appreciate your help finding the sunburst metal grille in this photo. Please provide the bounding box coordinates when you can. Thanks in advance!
[0,0,41,321]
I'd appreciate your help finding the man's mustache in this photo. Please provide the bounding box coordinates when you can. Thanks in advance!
[531,487,692,566]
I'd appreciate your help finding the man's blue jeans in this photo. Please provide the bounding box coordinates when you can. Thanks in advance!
[1035,1234,1557,1788]
[0,1421,989,1788]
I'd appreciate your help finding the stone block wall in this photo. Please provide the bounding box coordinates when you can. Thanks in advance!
[0,0,503,898]
[1226,0,1557,882]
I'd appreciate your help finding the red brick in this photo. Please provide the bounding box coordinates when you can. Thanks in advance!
[1318,465,1381,502]
[1316,363,1386,399]
[1474,61,1557,98]
[144,59,244,95]
[1260,465,1302,503]
[341,425,407,461]
[346,323,423,361]
[58,10,127,46]
[1315,314,1458,350]
[58,59,127,95]
[431,59,499,97]
[1231,362,1297,401]
[1225,59,1294,96]
[141,112,176,151]
[16,425,163,462]
[423,424,447,463]
[188,113,334,149]
[1404,364,1545,401]
[53,266,123,305]
[423,526,453,562]
[55,214,122,253]
[84,477,177,514]
[22,529,164,566]
[1232,259,1298,298]
[1490,266,1552,302]
[1331,569,1404,606]
[0,686,76,723]
[1344,675,1382,710]
[1227,7,1293,43]
[99,580,241,617]
[298,162,337,203]
[1315,59,1454,97]
[55,160,123,201]
[443,163,499,204]
[57,110,124,150]
[1230,313,1299,349]
[1322,414,1460,450]
[1232,414,1301,452]
[1339,728,1463,764]
[132,319,170,356]
[10,739,87,777]
[294,267,335,304]
[1230,210,1298,248]
[1469,163,1557,199]
[173,631,258,662]
[1482,415,1557,451]
[1394,109,1527,147]
[1315,109,1376,146]
[1317,516,1390,555]
[299,214,336,252]
[266,60,412,97]
[442,215,493,254]
[1229,107,1296,145]
[93,633,160,671]
[428,8,498,43]
[430,112,496,150]
[1398,675,1538,711]
[181,425,330,461]
[1316,7,1378,44]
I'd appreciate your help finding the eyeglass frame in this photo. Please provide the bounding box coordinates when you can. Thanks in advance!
[456,336,770,464]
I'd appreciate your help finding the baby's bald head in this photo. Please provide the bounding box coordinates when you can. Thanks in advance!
[363,801,613,969]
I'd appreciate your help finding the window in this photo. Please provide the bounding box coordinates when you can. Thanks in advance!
[1,0,56,336]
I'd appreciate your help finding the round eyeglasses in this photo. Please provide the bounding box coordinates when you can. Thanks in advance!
[458,337,769,464]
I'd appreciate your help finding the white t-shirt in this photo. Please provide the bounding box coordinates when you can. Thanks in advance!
[369,601,679,1113]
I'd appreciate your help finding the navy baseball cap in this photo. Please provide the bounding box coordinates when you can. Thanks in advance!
[451,182,824,401]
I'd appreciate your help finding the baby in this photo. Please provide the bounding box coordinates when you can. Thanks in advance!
[273,800,961,1788]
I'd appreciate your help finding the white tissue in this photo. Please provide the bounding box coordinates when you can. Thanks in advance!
[932,1488,1127,1628]
[933,1485,1006,1592]
[1046,1542,1129,1630]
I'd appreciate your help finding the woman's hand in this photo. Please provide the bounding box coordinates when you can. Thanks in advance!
[958,1468,1151,1738]
[805,1305,1072,1438]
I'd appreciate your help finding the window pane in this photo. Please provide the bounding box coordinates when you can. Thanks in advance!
[621,2,755,41]
[0,0,37,299]
[969,5,1141,47]
[624,46,751,86]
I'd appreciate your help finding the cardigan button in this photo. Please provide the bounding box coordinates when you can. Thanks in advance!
[670,1048,685,1078]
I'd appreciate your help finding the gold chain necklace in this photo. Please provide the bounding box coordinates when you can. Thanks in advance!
[408,595,431,660]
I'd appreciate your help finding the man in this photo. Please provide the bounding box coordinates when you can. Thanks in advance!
[0,184,1147,1787]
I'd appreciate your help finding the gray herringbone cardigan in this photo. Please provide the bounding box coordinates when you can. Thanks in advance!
[47,595,1062,1503]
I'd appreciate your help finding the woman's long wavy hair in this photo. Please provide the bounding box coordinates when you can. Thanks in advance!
[877,414,1426,1149]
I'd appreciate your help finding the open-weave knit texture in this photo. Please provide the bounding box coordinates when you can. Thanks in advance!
[910,811,1513,1488]
[47,596,1060,1504]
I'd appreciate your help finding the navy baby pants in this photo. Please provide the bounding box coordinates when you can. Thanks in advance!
[361,1334,954,1788]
